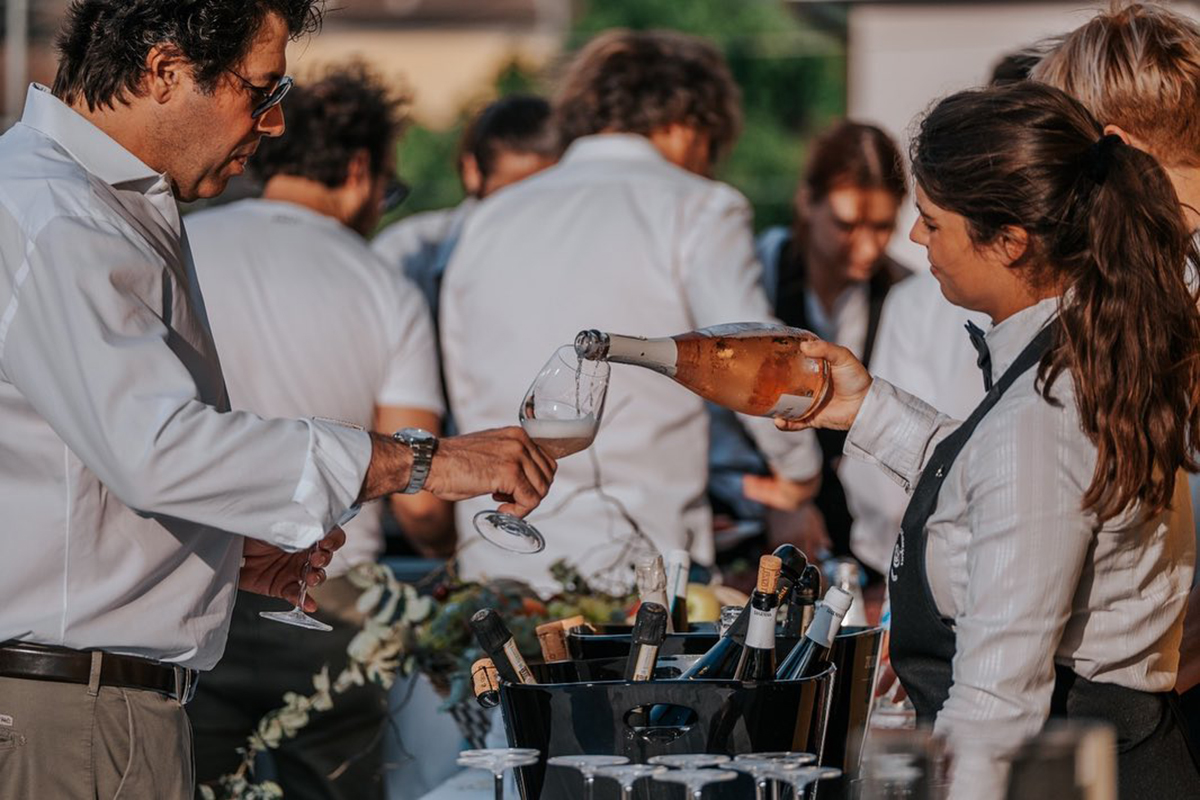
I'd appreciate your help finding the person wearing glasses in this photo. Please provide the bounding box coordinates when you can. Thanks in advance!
[0,4,557,798]
[182,63,448,798]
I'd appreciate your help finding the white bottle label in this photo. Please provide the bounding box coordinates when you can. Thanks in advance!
[503,639,535,684]
[745,605,777,649]
[632,645,659,681]
[768,393,816,420]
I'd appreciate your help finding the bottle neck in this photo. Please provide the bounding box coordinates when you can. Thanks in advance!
[576,330,679,377]
[804,603,845,650]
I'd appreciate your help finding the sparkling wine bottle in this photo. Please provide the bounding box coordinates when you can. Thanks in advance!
[665,549,691,633]
[635,555,675,634]
[470,608,536,685]
[724,543,808,642]
[536,618,579,683]
[574,323,831,421]
[832,557,869,628]
[775,586,853,680]
[625,602,668,681]
[732,555,781,682]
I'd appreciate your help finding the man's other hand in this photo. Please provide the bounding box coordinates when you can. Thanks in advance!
[239,526,346,612]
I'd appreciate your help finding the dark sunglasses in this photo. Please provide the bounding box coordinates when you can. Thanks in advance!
[227,71,294,119]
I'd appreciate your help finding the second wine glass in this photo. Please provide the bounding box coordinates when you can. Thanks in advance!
[473,345,610,554]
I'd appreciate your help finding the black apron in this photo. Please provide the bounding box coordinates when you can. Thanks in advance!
[887,322,1200,799]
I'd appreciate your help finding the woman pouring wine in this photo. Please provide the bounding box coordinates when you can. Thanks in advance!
[778,81,1200,800]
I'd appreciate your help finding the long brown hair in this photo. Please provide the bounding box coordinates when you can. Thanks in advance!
[912,81,1200,522]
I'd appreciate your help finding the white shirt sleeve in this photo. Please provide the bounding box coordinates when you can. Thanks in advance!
[1,214,370,550]
[844,378,960,492]
[377,270,445,414]
[677,184,821,480]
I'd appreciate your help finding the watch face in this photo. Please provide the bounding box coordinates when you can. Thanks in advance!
[398,427,434,444]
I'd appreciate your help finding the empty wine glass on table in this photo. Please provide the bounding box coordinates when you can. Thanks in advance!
[648,754,732,770]
[547,755,629,800]
[594,764,668,800]
[724,752,817,800]
[652,767,738,799]
[762,765,841,800]
[457,748,542,800]
[474,345,610,554]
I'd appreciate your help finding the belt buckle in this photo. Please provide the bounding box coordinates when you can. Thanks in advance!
[172,665,197,705]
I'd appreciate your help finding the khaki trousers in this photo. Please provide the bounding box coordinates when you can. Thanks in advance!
[0,673,193,799]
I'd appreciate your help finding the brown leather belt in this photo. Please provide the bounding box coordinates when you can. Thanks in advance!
[0,640,198,704]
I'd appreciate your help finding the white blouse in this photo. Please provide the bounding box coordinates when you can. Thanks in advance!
[845,297,1194,800]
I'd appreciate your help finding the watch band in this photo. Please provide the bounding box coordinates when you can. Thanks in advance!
[394,428,436,494]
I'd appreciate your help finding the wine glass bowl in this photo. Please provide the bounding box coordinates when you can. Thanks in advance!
[474,345,610,553]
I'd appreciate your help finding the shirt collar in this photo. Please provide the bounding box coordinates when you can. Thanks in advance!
[560,133,668,166]
[19,83,162,189]
[985,296,1059,381]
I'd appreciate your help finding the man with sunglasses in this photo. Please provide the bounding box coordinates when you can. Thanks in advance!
[183,64,446,799]
[0,3,555,798]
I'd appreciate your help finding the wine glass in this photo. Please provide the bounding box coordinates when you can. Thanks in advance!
[547,755,629,800]
[594,764,668,800]
[457,748,542,800]
[726,753,817,800]
[761,765,841,799]
[648,754,731,769]
[474,345,610,554]
[652,767,738,799]
[258,545,333,631]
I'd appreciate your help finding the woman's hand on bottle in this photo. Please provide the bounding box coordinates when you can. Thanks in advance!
[776,340,872,432]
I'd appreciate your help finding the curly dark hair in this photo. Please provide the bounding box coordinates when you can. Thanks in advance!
[555,29,742,162]
[52,0,324,111]
[250,62,409,187]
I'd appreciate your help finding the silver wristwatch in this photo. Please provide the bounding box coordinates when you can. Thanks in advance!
[393,427,438,494]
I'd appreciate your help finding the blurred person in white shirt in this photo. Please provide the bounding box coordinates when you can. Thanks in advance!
[710,121,912,574]
[182,65,452,799]
[373,95,559,326]
[440,29,822,593]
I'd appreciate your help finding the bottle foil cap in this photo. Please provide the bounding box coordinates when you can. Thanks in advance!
[632,602,668,646]
[469,608,512,654]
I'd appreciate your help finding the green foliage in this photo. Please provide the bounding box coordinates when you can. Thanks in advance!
[385,0,846,234]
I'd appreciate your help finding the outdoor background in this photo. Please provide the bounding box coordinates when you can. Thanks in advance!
[6,1,1198,263]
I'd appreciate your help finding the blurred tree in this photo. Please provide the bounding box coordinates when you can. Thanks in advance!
[384,0,845,233]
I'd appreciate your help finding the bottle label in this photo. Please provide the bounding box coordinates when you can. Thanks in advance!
[768,393,816,420]
[632,645,659,681]
[746,605,777,650]
[503,639,536,684]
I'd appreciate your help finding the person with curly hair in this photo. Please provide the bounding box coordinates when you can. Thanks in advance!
[183,63,448,798]
[0,3,558,797]
[440,29,822,593]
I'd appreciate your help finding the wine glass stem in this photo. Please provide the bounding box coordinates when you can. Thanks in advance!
[691,786,704,800]
[755,778,767,800]
[293,552,313,610]
[584,775,595,800]
[621,785,633,800]
[493,771,504,800]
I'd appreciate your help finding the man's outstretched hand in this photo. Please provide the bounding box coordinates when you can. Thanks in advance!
[239,527,346,612]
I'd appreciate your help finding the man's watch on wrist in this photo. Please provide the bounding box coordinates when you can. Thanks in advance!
[393,428,438,494]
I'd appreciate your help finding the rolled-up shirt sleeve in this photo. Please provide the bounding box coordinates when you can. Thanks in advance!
[0,214,370,550]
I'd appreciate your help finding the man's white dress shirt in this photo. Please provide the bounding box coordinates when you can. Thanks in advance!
[187,199,443,576]
[839,273,985,572]
[0,86,370,669]
[845,297,1194,799]
[440,134,821,592]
